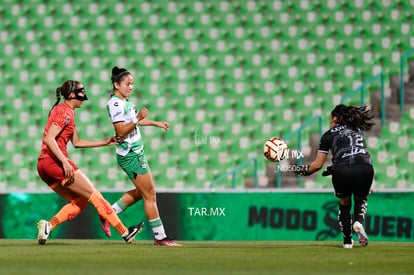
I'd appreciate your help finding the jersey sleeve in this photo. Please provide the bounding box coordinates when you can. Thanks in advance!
[49,105,71,129]
[107,99,125,123]
[318,130,331,154]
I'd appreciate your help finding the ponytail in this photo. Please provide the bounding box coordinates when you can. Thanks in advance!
[331,104,375,131]
[352,105,375,131]
[48,87,62,117]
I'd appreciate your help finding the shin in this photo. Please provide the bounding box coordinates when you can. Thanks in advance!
[88,190,128,236]
[338,198,352,240]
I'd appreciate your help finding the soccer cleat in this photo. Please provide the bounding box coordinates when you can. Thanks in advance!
[343,239,354,249]
[99,215,111,238]
[37,220,52,245]
[353,221,369,247]
[154,237,183,247]
[123,222,144,243]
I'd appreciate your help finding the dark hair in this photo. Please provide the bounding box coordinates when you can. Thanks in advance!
[111,66,131,87]
[331,104,375,131]
[49,80,80,116]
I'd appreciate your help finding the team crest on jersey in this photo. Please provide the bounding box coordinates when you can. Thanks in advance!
[125,101,135,113]
[64,117,71,125]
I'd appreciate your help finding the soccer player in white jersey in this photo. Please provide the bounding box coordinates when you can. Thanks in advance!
[293,104,375,249]
[102,66,182,246]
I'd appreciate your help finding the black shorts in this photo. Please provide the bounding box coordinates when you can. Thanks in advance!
[332,164,374,198]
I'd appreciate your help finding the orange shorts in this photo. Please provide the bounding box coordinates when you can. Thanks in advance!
[37,157,79,186]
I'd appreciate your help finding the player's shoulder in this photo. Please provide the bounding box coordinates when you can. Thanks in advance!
[107,96,124,107]
[330,124,346,133]
[52,103,72,115]
[321,125,343,141]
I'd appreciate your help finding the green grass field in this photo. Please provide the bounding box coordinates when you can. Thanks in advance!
[0,240,413,275]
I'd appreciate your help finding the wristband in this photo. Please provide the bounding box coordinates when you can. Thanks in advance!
[132,117,138,125]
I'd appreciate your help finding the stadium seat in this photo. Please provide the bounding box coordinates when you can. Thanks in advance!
[400,107,414,135]
[2,0,414,191]
[374,164,405,189]
[381,121,407,146]
[397,152,413,178]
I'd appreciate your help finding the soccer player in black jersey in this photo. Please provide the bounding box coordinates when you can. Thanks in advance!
[293,104,375,248]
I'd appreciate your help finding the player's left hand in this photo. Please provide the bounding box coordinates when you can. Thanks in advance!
[107,135,119,145]
[157,121,170,130]
[322,166,333,177]
[292,165,311,176]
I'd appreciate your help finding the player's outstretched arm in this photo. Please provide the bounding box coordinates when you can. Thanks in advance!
[292,151,328,176]
[138,118,170,130]
[71,129,117,148]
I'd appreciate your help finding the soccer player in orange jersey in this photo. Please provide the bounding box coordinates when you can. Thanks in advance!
[36,80,143,245]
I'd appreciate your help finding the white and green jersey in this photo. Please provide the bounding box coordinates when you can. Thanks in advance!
[106,95,144,156]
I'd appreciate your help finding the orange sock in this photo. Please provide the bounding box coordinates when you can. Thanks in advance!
[49,197,87,230]
[88,190,128,236]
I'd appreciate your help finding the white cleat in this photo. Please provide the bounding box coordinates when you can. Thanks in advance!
[343,239,354,249]
[37,220,52,245]
[353,221,369,247]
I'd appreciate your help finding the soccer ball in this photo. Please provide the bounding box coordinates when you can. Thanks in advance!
[263,137,288,162]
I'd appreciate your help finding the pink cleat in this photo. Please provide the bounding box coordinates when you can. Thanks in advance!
[99,215,111,238]
[154,237,183,247]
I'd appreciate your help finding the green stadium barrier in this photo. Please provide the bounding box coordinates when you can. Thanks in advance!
[341,72,386,125]
[2,191,414,242]
[209,157,258,189]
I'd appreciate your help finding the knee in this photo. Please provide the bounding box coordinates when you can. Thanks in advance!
[88,189,102,202]
[339,197,351,206]
[146,190,157,202]
[66,197,88,220]
[141,187,157,202]
[72,197,88,210]
[354,195,368,202]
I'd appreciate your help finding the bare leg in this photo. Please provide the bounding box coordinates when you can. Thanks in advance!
[55,170,129,236]
[119,189,143,208]
[133,171,159,220]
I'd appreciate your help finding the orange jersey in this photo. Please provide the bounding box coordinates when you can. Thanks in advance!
[38,102,75,160]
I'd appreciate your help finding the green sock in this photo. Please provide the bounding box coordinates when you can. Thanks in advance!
[149,218,167,240]
[112,199,127,214]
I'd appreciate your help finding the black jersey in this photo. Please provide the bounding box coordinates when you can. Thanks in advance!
[318,124,372,167]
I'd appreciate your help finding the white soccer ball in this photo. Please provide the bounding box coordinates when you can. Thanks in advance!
[263,137,288,162]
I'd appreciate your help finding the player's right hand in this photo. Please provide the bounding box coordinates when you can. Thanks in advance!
[137,108,148,120]
[292,165,311,176]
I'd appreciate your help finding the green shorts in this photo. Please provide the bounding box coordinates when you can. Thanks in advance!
[116,150,150,180]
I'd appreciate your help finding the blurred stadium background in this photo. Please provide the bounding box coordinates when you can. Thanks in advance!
[1,0,414,192]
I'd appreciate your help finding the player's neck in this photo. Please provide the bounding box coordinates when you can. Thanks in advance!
[63,100,76,109]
